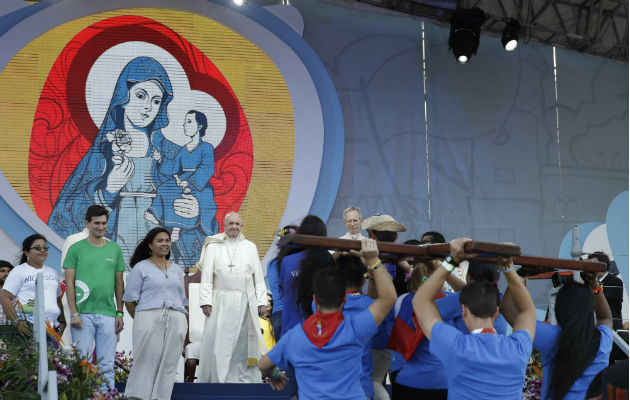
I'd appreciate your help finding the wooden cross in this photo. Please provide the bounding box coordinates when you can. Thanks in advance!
[277,234,606,277]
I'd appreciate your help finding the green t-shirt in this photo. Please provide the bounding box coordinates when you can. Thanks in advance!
[63,239,126,316]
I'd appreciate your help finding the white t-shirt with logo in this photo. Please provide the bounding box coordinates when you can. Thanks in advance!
[2,263,61,326]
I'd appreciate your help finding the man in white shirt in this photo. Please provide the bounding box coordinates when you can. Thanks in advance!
[332,206,368,258]
[340,206,366,240]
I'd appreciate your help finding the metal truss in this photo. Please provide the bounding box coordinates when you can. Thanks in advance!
[330,0,628,62]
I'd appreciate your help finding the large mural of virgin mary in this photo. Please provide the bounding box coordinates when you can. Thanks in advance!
[29,16,257,268]
[0,6,341,270]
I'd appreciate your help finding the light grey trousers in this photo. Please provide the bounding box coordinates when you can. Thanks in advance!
[124,308,187,400]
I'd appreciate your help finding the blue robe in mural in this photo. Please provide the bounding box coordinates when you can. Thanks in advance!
[49,57,175,261]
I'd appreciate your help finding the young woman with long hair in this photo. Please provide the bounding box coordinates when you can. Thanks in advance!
[278,215,330,336]
[501,275,613,400]
[123,227,188,400]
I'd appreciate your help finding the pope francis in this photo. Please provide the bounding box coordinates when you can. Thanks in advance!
[196,212,268,383]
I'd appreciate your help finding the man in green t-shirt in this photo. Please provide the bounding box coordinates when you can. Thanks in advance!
[63,205,126,390]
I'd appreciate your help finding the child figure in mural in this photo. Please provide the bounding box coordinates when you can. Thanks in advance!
[146,110,218,255]
[49,57,217,267]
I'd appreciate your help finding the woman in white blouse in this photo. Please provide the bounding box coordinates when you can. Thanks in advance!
[0,234,65,339]
[123,227,188,400]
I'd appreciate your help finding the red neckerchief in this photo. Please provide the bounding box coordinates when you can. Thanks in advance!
[471,328,497,334]
[345,290,361,295]
[302,310,344,348]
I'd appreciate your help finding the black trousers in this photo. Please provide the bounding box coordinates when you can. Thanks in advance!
[391,381,448,400]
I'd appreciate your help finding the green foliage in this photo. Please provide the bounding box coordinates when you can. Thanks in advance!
[0,327,126,399]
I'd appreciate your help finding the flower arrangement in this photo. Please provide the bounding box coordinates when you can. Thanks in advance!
[523,349,543,399]
[114,350,133,382]
[0,328,126,399]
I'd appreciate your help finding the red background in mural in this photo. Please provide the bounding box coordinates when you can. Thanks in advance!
[29,15,252,230]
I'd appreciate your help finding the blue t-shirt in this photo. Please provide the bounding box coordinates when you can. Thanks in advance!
[279,252,306,335]
[430,322,532,400]
[397,291,508,390]
[370,264,398,351]
[385,262,397,279]
[267,258,283,312]
[268,308,378,400]
[372,308,395,349]
[331,294,375,398]
[534,322,612,400]
[436,291,509,334]
[395,293,449,389]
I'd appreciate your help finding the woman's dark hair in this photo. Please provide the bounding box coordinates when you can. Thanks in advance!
[336,254,366,290]
[188,110,208,138]
[585,370,604,399]
[20,234,47,264]
[420,231,446,244]
[467,260,500,283]
[130,227,171,268]
[294,248,335,318]
[298,215,327,237]
[277,216,326,276]
[549,282,601,400]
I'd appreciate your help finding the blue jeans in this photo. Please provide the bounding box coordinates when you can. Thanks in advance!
[70,313,116,389]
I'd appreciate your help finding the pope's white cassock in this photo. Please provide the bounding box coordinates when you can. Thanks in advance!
[196,232,267,383]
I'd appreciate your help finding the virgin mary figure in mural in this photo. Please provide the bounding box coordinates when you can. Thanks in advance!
[49,56,182,262]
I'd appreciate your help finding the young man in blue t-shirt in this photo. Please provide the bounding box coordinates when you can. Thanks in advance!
[335,253,376,399]
[258,238,396,400]
[413,238,536,400]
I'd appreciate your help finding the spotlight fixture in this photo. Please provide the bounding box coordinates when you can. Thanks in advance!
[501,19,520,51]
[233,0,248,6]
[448,8,487,64]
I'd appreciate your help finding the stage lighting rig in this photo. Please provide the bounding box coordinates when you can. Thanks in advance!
[501,19,520,51]
[448,7,487,64]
